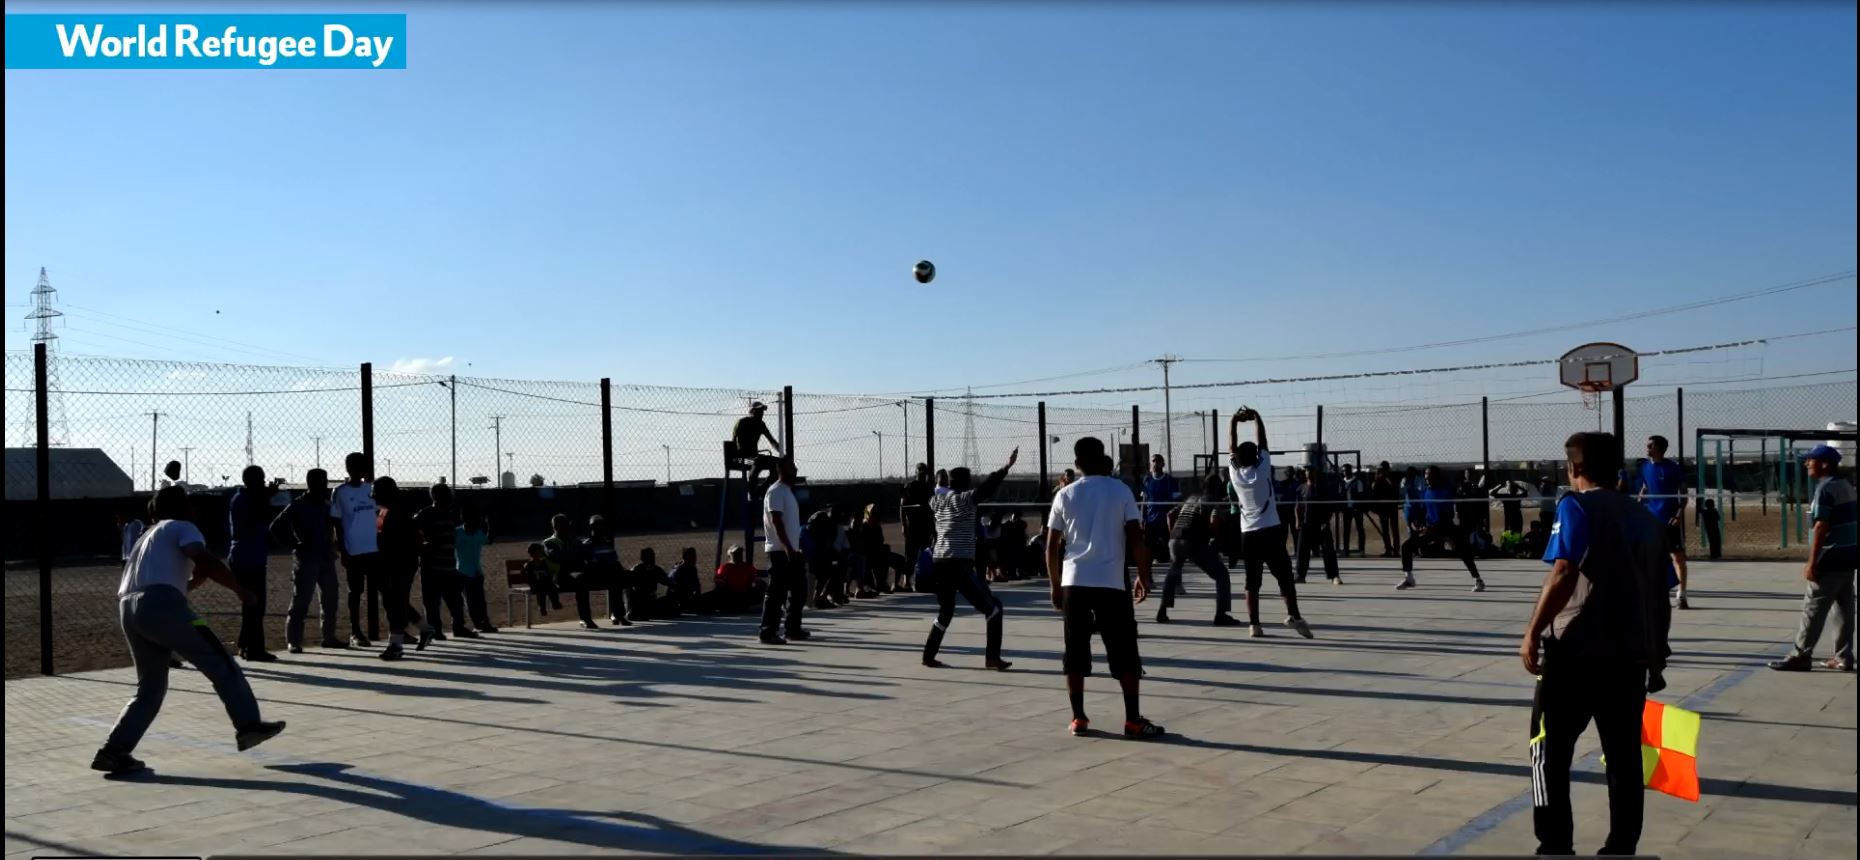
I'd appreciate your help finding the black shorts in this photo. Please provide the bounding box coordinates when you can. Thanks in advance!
[1062,585,1140,677]
[1662,522,1684,553]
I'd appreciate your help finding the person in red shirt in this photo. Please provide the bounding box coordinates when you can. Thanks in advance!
[705,545,765,613]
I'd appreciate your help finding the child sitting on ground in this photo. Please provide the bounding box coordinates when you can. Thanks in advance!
[630,548,669,621]
[665,547,703,615]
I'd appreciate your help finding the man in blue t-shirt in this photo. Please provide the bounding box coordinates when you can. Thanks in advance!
[1636,435,1691,609]
[1396,465,1485,591]
[1141,454,1181,565]
[1522,431,1671,857]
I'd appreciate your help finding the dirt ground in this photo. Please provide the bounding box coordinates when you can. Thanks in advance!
[3,503,1809,678]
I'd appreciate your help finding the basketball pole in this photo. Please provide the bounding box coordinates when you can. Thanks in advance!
[1612,386,1627,464]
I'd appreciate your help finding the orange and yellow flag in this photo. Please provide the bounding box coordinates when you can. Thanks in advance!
[1637,700,1702,801]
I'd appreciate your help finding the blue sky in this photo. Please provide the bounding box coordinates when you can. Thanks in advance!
[6,0,1857,401]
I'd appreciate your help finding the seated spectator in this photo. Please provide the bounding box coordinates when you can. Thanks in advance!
[807,507,844,609]
[838,508,879,598]
[630,547,668,621]
[523,541,561,616]
[545,516,604,630]
[665,547,703,615]
[706,545,766,613]
[1522,519,1550,559]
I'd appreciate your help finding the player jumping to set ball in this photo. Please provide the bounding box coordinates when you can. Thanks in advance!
[1228,407,1315,639]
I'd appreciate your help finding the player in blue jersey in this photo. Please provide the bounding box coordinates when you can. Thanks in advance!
[1637,436,1690,609]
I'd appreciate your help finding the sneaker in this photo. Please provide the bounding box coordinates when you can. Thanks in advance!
[287,644,304,655]
[985,658,1013,672]
[1395,577,1416,590]
[1472,579,1487,594]
[1123,718,1166,740]
[1332,577,1344,587]
[349,634,372,648]
[1069,718,1090,737]
[615,617,634,627]
[476,625,498,634]
[319,639,350,649]
[1768,655,1814,672]
[1212,613,1242,627]
[1286,617,1315,639]
[239,650,280,663]
[759,632,787,646]
[1155,608,1172,624]
[380,644,404,661]
[1294,576,1307,585]
[922,658,946,668]
[1826,658,1856,672]
[168,657,186,669]
[235,720,286,752]
[579,621,599,630]
[90,748,148,775]
[1249,624,1266,638]
[786,629,813,641]
[430,630,448,643]
[453,628,481,639]
[415,629,435,651]
[1677,596,1691,610]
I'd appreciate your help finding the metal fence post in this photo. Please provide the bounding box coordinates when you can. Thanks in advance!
[600,378,614,520]
[449,373,458,486]
[1131,405,1140,485]
[1037,401,1049,500]
[1316,405,1324,456]
[782,385,795,456]
[925,397,935,472]
[360,362,375,480]
[35,343,53,676]
[1480,396,1490,472]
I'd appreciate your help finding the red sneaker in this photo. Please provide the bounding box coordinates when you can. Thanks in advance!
[1124,718,1165,739]
[1069,718,1090,736]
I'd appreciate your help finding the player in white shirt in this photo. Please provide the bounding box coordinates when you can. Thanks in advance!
[91,486,285,775]
[330,452,385,650]
[758,457,812,645]
[1228,408,1314,639]
[1045,437,1164,739]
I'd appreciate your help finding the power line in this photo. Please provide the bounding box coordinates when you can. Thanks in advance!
[1178,270,1855,365]
[950,326,1855,400]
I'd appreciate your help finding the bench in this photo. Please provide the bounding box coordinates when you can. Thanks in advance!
[505,558,614,629]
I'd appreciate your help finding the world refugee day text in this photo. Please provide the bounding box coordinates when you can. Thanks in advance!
[55,23,396,68]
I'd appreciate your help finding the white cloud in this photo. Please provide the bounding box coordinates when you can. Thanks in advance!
[388,356,455,374]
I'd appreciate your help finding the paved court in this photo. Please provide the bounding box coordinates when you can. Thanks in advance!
[5,559,1853,858]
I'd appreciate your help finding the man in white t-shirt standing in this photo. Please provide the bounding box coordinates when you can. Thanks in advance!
[330,452,382,649]
[1228,408,1315,639]
[91,486,285,775]
[1046,436,1164,739]
[759,456,811,645]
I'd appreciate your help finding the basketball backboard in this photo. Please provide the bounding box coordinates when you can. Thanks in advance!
[1559,342,1639,392]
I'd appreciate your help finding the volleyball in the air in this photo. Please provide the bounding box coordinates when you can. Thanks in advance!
[913,260,936,284]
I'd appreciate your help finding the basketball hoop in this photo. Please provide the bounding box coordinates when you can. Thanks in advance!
[1578,380,1608,412]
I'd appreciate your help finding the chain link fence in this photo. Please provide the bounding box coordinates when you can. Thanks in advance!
[6,347,1854,676]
